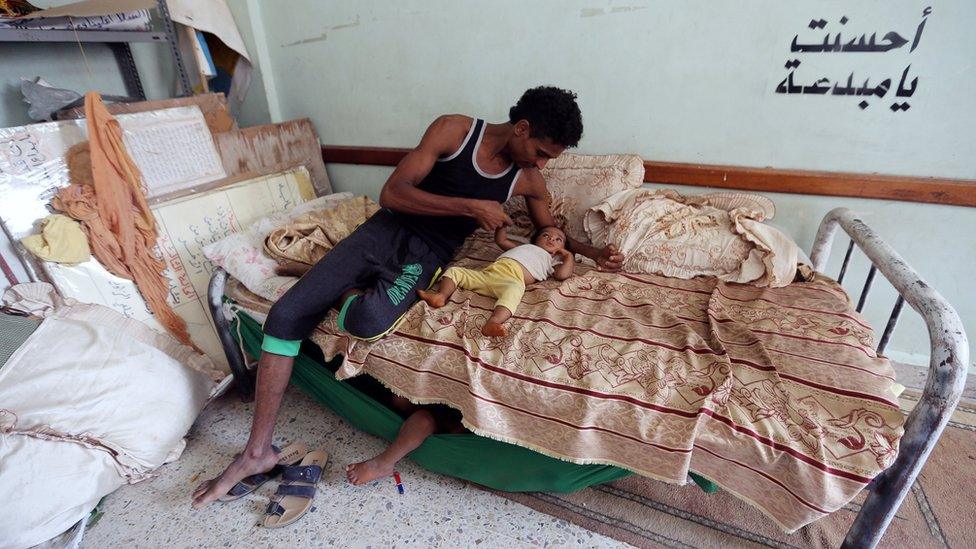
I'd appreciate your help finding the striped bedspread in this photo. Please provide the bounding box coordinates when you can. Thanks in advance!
[295,232,905,532]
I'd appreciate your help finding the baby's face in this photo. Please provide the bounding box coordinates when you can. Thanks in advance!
[534,227,566,254]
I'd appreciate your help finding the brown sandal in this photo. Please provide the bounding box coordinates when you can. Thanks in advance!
[262,449,329,528]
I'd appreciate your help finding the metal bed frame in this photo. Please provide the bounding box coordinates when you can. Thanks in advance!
[208,206,969,549]
[810,208,968,548]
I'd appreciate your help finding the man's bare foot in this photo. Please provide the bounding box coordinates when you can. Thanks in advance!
[417,289,446,308]
[345,457,395,485]
[191,447,280,508]
[482,321,507,337]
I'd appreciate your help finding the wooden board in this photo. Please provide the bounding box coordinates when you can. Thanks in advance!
[320,145,976,208]
[59,92,236,135]
[215,118,331,197]
[642,161,976,209]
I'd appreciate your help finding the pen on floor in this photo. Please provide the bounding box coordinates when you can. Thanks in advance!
[393,471,404,494]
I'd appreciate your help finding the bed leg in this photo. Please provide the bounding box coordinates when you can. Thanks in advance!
[842,333,967,548]
[207,268,255,401]
[842,464,908,548]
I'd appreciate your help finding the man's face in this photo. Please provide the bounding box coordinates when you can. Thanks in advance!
[534,227,566,254]
[510,120,565,170]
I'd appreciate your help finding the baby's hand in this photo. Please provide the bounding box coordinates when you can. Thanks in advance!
[556,248,574,260]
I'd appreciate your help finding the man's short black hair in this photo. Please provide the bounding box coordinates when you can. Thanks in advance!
[509,86,583,148]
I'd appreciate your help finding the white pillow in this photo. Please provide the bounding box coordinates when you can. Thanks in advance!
[0,436,124,549]
[0,283,215,547]
[585,189,804,287]
[203,193,354,301]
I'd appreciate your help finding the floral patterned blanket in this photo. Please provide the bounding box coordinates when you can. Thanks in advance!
[233,230,905,532]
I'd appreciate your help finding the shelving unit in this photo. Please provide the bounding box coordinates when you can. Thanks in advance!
[0,0,191,100]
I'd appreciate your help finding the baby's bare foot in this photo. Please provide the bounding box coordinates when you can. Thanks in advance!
[482,322,508,337]
[417,289,446,308]
[345,458,395,486]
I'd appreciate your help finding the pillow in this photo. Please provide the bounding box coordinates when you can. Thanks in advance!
[0,436,124,548]
[0,283,215,547]
[585,189,803,287]
[504,153,644,243]
[699,191,776,220]
[202,193,355,301]
[586,189,752,278]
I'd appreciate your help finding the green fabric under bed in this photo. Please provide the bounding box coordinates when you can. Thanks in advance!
[233,311,718,493]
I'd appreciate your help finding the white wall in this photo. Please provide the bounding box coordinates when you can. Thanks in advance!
[257,0,974,178]
[249,0,975,370]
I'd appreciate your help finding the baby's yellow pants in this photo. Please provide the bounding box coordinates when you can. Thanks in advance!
[443,258,525,313]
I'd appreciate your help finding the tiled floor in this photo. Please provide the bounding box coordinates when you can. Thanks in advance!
[83,386,628,548]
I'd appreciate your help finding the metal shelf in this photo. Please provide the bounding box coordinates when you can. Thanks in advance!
[0,28,167,43]
[0,0,191,101]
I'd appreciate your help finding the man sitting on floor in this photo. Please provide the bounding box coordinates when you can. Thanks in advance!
[192,85,624,507]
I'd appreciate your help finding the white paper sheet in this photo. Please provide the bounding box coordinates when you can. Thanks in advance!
[119,106,226,198]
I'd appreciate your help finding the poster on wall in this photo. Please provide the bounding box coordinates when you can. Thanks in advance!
[775,7,931,111]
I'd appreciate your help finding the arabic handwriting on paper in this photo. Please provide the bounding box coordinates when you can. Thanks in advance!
[0,130,45,175]
[119,107,227,198]
[143,169,311,367]
[276,181,296,211]
[155,228,196,304]
[123,119,224,192]
[776,7,930,111]
[107,281,136,318]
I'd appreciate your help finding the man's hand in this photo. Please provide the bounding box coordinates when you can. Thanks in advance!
[468,199,512,231]
[595,244,624,272]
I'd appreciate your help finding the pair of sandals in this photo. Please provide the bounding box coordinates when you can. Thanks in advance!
[218,442,328,528]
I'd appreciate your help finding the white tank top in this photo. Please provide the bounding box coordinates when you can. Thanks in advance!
[498,244,559,281]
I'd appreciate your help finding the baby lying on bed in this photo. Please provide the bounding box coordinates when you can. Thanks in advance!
[346,226,575,486]
[418,225,576,336]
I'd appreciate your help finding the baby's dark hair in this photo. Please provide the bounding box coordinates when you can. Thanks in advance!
[531,225,566,244]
